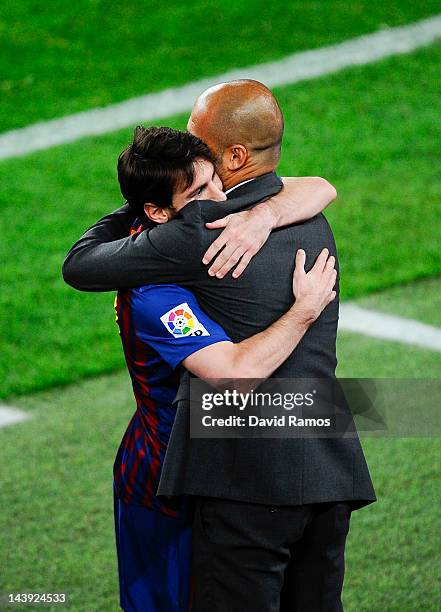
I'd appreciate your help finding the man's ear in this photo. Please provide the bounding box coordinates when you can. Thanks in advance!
[223,144,248,170]
[143,203,171,224]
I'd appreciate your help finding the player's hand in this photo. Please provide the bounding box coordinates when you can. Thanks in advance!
[203,206,275,278]
[292,248,337,324]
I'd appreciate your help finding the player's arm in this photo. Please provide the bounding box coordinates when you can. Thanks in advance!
[260,177,337,227]
[183,248,336,383]
[203,177,337,278]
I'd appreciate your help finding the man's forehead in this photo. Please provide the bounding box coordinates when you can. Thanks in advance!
[188,120,217,156]
[187,113,204,136]
[188,106,215,131]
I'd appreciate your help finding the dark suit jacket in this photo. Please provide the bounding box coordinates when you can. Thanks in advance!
[63,172,376,509]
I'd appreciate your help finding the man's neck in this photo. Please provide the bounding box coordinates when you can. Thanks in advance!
[222,162,276,191]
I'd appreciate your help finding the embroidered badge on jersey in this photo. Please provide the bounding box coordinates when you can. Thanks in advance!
[160,302,210,338]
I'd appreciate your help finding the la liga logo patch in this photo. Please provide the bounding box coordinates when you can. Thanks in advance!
[160,302,210,338]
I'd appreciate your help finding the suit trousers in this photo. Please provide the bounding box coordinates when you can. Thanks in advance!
[192,498,352,612]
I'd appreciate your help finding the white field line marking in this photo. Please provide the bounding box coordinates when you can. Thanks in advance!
[339,304,441,352]
[0,15,440,160]
[0,405,31,428]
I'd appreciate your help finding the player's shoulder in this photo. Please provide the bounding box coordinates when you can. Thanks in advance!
[130,284,197,311]
[131,283,194,297]
[129,284,215,340]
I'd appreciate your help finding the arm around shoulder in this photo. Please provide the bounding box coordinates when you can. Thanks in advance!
[264,176,337,228]
[62,204,204,291]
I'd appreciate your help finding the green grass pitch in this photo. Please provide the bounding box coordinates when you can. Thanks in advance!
[1,2,440,609]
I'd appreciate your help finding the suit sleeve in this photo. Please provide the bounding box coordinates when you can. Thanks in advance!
[62,203,204,292]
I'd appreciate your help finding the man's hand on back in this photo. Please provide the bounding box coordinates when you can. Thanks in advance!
[202,205,275,279]
[202,177,337,279]
[292,248,337,325]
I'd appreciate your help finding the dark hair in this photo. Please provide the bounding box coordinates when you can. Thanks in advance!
[118,126,214,214]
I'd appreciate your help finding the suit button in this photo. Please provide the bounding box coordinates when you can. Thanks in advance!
[269,507,277,513]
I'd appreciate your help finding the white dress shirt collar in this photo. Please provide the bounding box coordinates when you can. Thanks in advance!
[224,178,255,196]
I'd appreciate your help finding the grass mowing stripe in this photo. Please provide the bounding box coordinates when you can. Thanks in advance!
[337,332,441,378]
[1,44,440,398]
[1,1,440,133]
[2,14,441,160]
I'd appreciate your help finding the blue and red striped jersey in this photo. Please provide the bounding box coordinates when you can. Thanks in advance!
[113,277,231,515]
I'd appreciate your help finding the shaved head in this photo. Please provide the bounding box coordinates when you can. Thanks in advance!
[187,80,284,188]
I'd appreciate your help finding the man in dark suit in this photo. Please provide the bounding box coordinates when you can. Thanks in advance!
[63,79,376,611]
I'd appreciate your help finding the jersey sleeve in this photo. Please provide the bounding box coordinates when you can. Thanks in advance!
[130,284,232,370]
